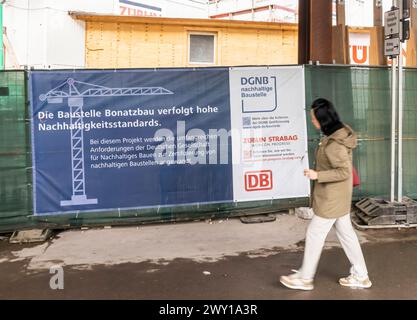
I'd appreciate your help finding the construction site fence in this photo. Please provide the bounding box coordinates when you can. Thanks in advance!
[0,65,415,232]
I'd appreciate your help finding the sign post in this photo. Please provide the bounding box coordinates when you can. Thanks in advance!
[384,1,411,203]
[384,5,400,203]
[397,0,411,203]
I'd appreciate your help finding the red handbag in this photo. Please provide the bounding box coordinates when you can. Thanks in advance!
[352,166,360,187]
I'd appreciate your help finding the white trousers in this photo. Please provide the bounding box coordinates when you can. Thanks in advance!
[299,213,368,280]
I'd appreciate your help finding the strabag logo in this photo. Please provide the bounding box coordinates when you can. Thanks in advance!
[244,170,273,192]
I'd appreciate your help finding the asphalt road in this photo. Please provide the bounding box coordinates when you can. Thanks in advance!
[1,239,416,300]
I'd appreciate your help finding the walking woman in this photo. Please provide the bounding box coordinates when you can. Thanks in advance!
[280,98,371,291]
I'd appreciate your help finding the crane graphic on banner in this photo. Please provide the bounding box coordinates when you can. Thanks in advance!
[39,78,174,207]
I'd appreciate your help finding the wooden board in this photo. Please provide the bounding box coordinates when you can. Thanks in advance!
[84,19,298,68]
[332,25,349,64]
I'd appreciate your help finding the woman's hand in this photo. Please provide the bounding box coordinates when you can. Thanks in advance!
[304,169,318,180]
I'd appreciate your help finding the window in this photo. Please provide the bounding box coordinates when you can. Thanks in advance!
[188,33,216,64]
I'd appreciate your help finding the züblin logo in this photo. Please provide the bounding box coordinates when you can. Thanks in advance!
[241,77,270,85]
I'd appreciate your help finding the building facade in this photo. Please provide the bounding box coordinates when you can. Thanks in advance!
[3,0,207,69]
[76,14,297,68]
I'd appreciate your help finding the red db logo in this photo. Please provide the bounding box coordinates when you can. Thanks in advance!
[244,170,273,192]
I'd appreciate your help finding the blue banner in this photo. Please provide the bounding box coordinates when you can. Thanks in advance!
[29,69,233,215]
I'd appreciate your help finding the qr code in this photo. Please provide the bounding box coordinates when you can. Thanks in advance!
[243,117,251,126]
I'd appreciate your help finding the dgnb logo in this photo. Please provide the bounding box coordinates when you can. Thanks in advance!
[241,77,269,85]
[49,265,64,290]
[244,170,273,191]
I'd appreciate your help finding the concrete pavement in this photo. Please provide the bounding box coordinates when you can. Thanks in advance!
[1,213,417,299]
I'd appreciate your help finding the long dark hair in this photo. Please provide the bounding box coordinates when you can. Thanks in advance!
[311,98,343,136]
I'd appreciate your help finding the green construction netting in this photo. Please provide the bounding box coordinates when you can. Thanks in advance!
[305,65,391,200]
[0,71,32,228]
[305,65,417,200]
[402,68,417,199]
[0,66,416,232]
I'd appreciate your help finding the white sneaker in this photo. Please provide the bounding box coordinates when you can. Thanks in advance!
[280,270,314,291]
[339,274,372,289]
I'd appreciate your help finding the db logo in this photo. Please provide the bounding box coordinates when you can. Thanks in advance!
[244,170,273,192]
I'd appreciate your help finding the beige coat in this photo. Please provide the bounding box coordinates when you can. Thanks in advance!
[311,125,357,219]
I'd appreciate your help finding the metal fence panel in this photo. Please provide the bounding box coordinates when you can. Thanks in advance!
[0,71,32,228]
[0,66,416,232]
[305,65,392,200]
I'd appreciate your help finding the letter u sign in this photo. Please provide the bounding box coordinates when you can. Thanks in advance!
[352,45,368,64]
